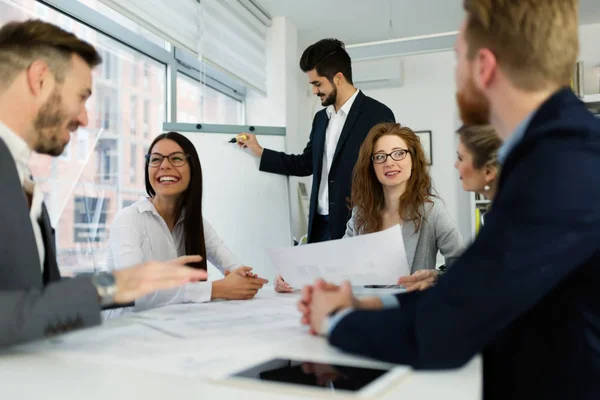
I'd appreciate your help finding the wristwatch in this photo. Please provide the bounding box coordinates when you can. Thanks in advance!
[91,272,117,306]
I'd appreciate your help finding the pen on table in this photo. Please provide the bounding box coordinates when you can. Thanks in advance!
[228,134,248,143]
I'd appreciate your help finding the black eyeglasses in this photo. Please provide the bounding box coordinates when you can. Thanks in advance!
[371,149,410,164]
[145,152,189,167]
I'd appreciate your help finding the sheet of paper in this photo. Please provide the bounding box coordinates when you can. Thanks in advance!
[129,293,305,342]
[267,225,410,287]
[18,292,308,378]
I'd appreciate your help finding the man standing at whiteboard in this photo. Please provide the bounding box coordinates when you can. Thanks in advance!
[238,38,395,245]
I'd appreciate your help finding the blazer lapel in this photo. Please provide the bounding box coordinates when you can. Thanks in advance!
[39,204,61,283]
[330,91,365,170]
[313,111,329,185]
[402,221,419,273]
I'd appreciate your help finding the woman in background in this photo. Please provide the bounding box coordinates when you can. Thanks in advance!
[276,123,463,292]
[455,124,502,202]
[105,132,267,318]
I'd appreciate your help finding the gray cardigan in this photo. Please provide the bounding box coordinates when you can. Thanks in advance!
[344,197,464,274]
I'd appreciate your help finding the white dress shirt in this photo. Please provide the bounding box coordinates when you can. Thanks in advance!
[317,89,360,215]
[104,197,242,318]
[0,122,45,271]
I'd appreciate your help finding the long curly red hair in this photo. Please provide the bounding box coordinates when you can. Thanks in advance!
[350,123,434,234]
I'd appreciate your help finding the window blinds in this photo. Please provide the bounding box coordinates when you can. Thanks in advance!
[99,0,268,94]
[97,0,200,55]
[199,0,268,94]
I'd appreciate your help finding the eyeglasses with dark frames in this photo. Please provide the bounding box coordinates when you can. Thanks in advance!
[371,149,410,164]
[145,152,189,167]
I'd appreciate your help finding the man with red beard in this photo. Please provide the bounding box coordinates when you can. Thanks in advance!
[298,1,600,399]
[0,20,207,347]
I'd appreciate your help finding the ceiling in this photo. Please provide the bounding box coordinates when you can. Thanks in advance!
[254,0,600,48]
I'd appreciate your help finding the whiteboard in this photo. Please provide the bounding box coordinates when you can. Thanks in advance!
[178,130,292,281]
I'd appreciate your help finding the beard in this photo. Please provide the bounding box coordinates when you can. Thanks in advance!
[456,73,490,126]
[319,83,338,107]
[33,89,76,156]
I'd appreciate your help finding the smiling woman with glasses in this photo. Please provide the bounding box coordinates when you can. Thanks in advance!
[103,132,269,319]
[345,123,464,291]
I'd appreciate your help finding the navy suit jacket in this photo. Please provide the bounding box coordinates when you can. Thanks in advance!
[259,91,395,242]
[329,88,600,400]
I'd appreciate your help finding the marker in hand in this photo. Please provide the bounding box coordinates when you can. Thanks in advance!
[228,134,248,143]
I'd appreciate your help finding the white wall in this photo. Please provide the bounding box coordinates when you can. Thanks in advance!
[360,51,470,241]
[245,17,312,242]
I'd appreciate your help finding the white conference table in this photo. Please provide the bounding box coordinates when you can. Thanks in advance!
[0,288,481,399]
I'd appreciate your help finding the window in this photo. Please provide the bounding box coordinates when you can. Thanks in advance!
[102,50,111,79]
[130,143,136,184]
[131,57,138,86]
[130,95,137,135]
[156,104,164,135]
[0,0,245,276]
[122,199,136,209]
[176,73,243,124]
[100,96,111,130]
[57,13,73,32]
[34,2,48,17]
[75,0,167,48]
[96,139,117,184]
[143,100,150,137]
[73,196,109,243]
[77,130,89,161]
[74,196,109,224]
[143,62,150,89]
[59,140,72,160]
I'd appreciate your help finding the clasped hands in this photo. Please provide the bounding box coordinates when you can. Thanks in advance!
[297,269,439,335]
[212,266,268,300]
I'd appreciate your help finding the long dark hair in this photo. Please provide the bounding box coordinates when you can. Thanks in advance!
[350,123,434,234]
[145,132,207,270]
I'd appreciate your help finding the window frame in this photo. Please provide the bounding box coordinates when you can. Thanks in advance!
[39,0,246,124]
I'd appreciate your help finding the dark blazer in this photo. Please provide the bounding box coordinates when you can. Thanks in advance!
[329,88,600,400]
[260,91,395,242]
[0,139,101,348]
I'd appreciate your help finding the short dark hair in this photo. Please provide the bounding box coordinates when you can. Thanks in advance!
[299,38,353,84]
[0,19,102,88]
[145,132,207,271]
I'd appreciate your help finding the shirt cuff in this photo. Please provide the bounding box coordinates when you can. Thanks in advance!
[323,308,355,337]
[183,281,213,303]
[323,296,400,337]
[379,295,400,309]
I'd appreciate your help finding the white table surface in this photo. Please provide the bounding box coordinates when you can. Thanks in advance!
[0,288,481,400]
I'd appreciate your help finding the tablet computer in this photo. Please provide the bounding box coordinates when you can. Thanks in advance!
[229,358,407,397]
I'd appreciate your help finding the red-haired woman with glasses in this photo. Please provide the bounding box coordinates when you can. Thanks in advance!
[345,123,463,291]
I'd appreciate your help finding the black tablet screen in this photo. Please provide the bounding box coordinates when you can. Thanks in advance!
[232,358,390,392]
